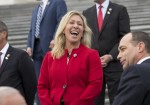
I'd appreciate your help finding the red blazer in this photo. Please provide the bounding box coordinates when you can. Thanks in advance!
[38,44,103,105]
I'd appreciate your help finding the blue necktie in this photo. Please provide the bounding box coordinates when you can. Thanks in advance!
[35,1,43,38]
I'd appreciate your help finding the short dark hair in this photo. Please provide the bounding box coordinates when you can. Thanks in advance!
[0,20,8,39]
[131,31,150,53]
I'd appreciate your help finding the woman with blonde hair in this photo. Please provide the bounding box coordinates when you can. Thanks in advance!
[38,11,103,105]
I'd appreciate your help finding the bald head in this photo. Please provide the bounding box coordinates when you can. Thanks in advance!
[0,87,27,105]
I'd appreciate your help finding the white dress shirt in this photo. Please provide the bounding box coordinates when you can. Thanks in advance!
[41,0,49,15]
[0,43,9,64]
[96,0,110,19]
[137,56,150,64]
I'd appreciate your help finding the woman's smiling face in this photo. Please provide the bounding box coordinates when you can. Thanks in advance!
[63,14,84,45]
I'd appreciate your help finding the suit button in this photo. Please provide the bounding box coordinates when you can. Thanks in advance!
[63,84,67,89]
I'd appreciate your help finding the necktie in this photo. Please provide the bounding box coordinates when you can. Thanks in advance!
[98,5,103,30]
[0,52,2,68]
[35,1,43,38]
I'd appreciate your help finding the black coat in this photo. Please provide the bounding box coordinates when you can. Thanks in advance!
[83,2,130,72]
[112,59,150,105]
[0,45,37,105]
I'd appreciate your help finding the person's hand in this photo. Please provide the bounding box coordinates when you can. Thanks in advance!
[100,54,113,68]
[26,47,32,57]
[49,40,54,49]
[100,59,107,68]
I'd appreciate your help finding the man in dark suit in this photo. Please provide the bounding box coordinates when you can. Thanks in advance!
[0,20,37,105]
[83,0,130,104]
[26,0,67,104]
[112,31,150,105]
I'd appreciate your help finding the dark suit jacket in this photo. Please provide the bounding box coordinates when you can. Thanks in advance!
[27,0,67,56]
[83,2,130,72]
[0,45,37,105]
[112,59,150,105]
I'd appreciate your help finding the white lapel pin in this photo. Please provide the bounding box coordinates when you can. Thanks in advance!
[109,8,112,11]
[107,11,111,14]
[73,54,77,57]
[5,54,10,60]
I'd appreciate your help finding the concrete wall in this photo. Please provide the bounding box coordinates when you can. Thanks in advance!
[0,0,36,5]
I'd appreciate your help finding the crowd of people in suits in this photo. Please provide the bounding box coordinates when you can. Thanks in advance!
[0,0,150,105]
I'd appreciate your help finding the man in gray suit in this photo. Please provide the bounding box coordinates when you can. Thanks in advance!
[112,31,150,105]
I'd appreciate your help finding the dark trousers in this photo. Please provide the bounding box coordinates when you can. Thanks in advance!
[94,68,122,105]
[33,39,44,105]
[61,102,64,105]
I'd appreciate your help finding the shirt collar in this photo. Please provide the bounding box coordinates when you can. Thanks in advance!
[42,0,48,3]
[1,42,9,55]
[137,56,150,64]
[96,0,109,10]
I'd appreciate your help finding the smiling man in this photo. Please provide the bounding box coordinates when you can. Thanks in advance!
[112,31,150,105]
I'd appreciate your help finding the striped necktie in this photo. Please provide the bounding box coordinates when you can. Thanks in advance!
[35,1,43,38]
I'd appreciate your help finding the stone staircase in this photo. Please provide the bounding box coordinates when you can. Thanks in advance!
[0,3,37,49]
[66,0,150,34]
[115,0,150,34]
[0,0,150,50]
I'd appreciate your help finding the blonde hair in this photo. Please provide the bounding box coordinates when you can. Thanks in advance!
[51,11,92,59]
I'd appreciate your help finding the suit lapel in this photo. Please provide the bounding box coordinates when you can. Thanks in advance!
[100,2,113,33]
[94,6,99,36]
[0,46,13,75]
[90,5,99,36]
[41,0,51,22]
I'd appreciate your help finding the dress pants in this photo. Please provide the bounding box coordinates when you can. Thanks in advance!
[94,63,122,105]
[61,102,64,105]
[33,39,44,105]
